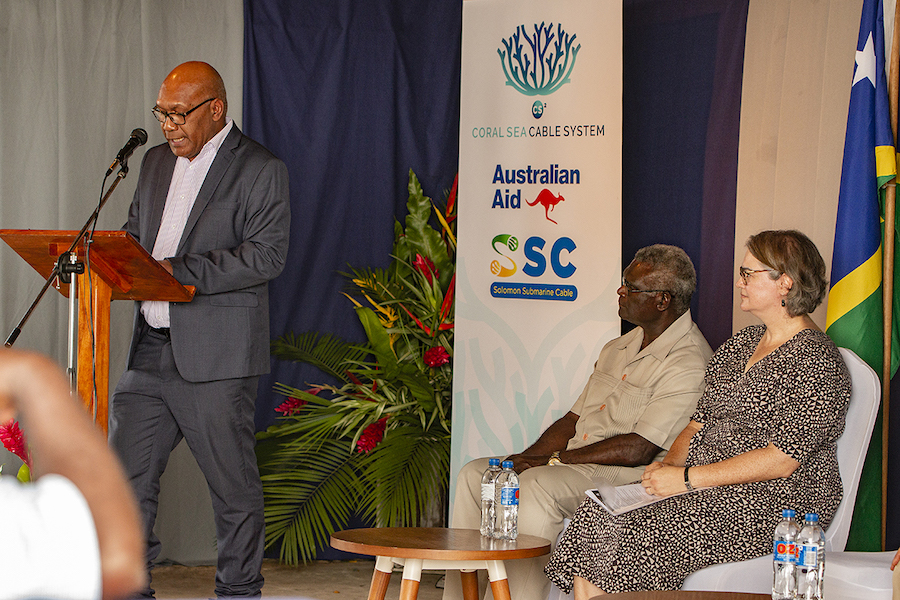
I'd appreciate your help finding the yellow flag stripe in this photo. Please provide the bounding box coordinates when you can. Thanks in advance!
[876,145,897,179]
[826,247,883,327]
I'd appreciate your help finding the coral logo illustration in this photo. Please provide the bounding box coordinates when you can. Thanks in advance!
[497,22,581,97]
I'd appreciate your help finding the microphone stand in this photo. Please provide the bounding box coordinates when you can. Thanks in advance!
[5,161,131,393]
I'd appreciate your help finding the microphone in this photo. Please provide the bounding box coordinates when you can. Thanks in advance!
[107,128,148,175]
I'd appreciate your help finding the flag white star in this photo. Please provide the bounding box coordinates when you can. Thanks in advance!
[853,31,877,88]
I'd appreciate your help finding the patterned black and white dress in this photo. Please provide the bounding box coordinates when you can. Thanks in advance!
[544,326,851,593]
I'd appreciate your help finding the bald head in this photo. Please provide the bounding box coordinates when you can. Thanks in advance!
[161,61,228,116]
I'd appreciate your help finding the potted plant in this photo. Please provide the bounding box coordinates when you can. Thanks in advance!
[257,170,456,564]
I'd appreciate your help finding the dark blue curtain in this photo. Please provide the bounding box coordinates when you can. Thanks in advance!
[243,0,462,431]
[621,0,748,352]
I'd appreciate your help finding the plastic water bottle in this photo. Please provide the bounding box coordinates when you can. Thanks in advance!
[796,513,825,600]
[494,460,519,540]
[772,509,799,600]
[480,458,501,537]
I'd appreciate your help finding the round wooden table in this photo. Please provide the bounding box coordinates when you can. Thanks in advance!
[330,527,551,600]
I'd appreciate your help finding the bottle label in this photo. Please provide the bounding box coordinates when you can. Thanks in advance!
[481,483,493,502]
[773,541,796,564]
[799,543,818,567]
[500,486,519,506]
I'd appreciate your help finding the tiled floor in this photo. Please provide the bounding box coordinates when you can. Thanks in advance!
[152,559,445,599]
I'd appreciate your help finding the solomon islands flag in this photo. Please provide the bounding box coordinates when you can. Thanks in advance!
[826,0,898,551]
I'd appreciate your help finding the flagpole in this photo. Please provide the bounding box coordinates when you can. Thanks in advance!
[883,0,900,552]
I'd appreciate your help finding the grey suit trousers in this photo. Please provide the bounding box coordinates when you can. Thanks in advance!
[110,327,264,598]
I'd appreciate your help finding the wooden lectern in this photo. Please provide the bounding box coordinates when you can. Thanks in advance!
[0,230,195,432]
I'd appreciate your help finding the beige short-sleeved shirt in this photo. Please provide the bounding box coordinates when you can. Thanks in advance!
[567,310,712,483]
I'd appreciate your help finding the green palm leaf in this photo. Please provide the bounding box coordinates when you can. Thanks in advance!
[259,436,367,565]
[270,331,368,382]
[356,425,450,527]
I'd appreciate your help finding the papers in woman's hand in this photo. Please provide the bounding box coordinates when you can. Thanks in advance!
[586,479,701,515]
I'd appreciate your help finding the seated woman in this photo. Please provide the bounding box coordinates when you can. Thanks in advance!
[544,229,851,598]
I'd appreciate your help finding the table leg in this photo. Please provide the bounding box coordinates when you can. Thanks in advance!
[459,569,479,600]
[486,560,511,600]
[368,556,394,600]
[399,558,424,600]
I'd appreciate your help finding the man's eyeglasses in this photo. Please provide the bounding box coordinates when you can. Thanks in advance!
[151,98,216,125]
[621,277,670,296]
[738,266,777,285]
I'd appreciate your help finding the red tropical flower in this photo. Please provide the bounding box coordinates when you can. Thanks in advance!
[423,346,450,368]
[275,388,321,416]
[412,254,438,284]
[399,302,433,336]
[0,419,30,467]
[356,417,388,453]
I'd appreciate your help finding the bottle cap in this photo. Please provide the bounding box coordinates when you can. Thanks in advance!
[804,513,819,522]
[782,509,796,518]
[489,458,501,466]
[501,460,514,469]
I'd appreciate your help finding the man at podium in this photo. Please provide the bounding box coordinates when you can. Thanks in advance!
[109,61,290,599]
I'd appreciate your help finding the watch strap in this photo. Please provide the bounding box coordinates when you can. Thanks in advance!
[684,466,694,491]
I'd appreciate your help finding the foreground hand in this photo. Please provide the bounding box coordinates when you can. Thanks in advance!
[892,547,900,570]
[641,464,686,497]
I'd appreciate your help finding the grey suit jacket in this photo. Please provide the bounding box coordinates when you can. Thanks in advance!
[125,125,290,383]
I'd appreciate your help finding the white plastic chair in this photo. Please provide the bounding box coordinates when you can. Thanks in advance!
[548,347,883,599]
[681,347,882,593]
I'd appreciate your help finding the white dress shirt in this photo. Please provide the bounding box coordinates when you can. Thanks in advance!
[141,118,234,328]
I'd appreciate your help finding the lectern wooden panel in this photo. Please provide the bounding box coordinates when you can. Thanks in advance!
[0,229,195,432]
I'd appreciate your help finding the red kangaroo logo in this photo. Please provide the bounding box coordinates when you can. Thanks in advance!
[525,189,565,224]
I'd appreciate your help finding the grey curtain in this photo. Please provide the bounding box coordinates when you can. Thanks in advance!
[0,0,243,565]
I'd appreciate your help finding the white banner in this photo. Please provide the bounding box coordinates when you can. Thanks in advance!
[452,0,623,492]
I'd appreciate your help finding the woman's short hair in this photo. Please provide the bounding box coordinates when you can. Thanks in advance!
[746,230,828,317]
[633,244,696,316]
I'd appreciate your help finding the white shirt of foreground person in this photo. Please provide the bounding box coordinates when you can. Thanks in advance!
[0,474,100,600]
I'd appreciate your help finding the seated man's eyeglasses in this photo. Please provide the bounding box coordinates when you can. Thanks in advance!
[621,276,670,296]
[151,98,216,125]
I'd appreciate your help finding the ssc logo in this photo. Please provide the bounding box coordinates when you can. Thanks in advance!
[490,234,576,279]
[491,234,519,277]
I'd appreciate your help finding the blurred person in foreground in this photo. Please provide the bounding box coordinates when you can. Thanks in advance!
[0,348,145,600]
[545,230,851,598]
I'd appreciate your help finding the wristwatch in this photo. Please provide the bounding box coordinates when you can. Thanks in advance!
[684,466,694,491]
[547,451,562,466]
